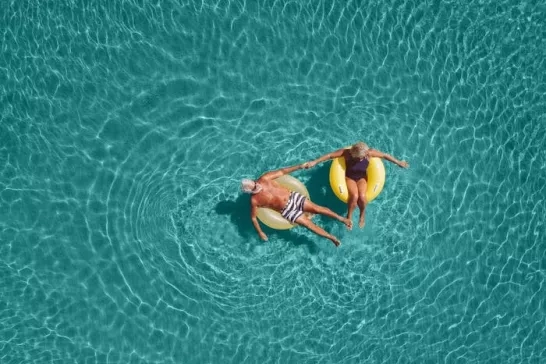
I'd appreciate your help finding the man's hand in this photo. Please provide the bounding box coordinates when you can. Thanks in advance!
[259,232,268,241]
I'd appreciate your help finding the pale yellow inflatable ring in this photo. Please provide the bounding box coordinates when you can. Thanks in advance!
[329,152,386,203]
[256,174,310,230]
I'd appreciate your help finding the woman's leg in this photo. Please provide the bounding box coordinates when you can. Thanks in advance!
[356,178,368,228]
[345,177,359,222]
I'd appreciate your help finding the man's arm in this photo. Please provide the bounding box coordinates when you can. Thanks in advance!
[251,201,268,241]
[303,148,346,168]
[259,163,306,181]
[369,149,409,168]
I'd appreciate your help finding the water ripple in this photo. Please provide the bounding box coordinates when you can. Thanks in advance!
[1,0,545,363]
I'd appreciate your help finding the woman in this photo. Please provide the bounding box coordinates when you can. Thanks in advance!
[303,142,409,228]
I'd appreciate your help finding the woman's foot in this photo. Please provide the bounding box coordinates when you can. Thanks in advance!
[359,213,366,228]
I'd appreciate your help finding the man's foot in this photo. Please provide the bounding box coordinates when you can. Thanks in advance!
[331,237,341,247]
[343,217,353,230]
[359,214,365,228]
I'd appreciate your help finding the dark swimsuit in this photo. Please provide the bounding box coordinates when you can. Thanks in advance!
[345,155,369,181]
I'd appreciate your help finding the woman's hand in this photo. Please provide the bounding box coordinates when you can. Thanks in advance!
[399,160,409,168]
[259,232,268,241]
[302,161,317,169]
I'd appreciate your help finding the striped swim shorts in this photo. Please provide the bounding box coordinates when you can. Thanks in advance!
[280,191,306,223]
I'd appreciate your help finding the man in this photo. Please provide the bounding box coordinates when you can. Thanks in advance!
[241,163,352,247]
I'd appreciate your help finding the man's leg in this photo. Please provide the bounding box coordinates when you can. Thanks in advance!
[302,199,353,230]
[356,178,368,228]
[295,215,341,247]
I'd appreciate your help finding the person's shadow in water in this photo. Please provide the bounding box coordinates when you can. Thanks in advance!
[215,164,349,253]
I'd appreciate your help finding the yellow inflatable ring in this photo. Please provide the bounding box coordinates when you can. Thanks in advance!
[256,174,310,230]
[329,153,386,203]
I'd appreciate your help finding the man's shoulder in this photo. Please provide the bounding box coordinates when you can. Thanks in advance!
[250,189,266,200]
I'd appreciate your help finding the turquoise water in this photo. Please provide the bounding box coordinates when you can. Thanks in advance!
[2,0,545,362]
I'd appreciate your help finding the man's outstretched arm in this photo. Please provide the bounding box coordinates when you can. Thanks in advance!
[303,148,346,169]
[259,163,306,181]
[250,201,268,241]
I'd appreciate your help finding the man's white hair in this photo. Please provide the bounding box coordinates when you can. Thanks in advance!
[241,179,255,193]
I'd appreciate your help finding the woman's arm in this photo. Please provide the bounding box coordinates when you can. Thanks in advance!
[304,148,346,169]
[369,149,409,168]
